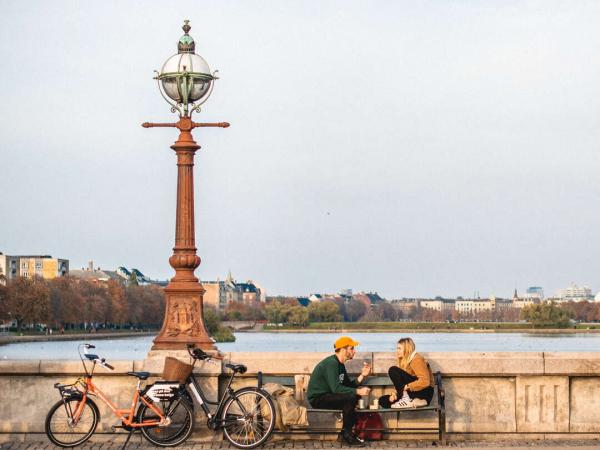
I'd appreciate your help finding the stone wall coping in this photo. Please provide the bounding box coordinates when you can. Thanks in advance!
[0,352,598,376]
[543,352,600,375]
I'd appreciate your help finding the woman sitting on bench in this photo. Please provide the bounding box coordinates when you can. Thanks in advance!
[379,337,434,409]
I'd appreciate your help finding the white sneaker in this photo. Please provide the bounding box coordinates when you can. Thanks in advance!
[391,398,415,409]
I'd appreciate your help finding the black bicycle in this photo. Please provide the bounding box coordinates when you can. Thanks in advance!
[177,344,276,449]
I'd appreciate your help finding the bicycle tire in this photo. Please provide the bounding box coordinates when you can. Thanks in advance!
[138,395,194,447]
[45,397,99,447]
[221,387,276,449]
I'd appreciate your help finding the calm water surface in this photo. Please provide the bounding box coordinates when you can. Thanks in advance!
[1,332,599,360]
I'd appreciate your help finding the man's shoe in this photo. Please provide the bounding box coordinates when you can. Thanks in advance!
[338,429,365,447]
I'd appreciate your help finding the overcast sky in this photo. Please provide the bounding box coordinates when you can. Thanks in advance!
[1,1,599,299]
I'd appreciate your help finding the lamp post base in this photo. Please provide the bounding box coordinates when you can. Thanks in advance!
[151,282,217,351]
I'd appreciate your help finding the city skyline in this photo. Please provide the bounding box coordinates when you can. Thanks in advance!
[3,250,597,301]
[1,1,599,299]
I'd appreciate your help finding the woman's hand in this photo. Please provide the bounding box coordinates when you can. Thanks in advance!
[389,392,397,403]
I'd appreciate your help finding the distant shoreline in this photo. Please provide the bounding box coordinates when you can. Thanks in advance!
[0,331,156,346]
[260,328,600,334]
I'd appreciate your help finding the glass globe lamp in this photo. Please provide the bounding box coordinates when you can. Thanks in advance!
[157,20,217,116]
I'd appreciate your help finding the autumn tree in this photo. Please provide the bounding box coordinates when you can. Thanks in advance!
[0,283,8,321]
[6,277,51,330]
[562,301,600,323]
[108,280,128,325]
[48,277,83,326]
[307,301,341,322]
[221,301,265,321]
[521,302,572,328]
[360,302,398,322]
[288,305,309,326]
[265,301,291,324]
[333,298,367,322]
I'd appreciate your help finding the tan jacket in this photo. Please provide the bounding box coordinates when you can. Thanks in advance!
[404,353,434,391]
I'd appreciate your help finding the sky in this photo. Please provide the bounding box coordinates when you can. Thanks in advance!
[1,1,599,299]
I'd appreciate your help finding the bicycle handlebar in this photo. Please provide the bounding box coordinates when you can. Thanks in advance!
[187,343,209,360]
[99,359,115,371]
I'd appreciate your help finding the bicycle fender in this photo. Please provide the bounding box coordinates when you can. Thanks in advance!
[85,397,101,424]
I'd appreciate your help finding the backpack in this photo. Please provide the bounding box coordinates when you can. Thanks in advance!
[355,412,384,441]
[261,382,308,430]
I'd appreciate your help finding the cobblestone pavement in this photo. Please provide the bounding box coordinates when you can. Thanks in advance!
[1,437,600,450]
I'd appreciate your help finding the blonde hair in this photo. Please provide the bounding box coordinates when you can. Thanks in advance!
[396,337,416,370]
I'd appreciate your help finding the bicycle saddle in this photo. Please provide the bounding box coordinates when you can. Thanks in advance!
[127,371,150,380]
[225,363,247,374]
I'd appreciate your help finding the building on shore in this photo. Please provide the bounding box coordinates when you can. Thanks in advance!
[454,298,495,314]
[511,289,539,309]
[69,261,157,287]
[202,271,266,310]
[556,283,593,302]
[524,286,544,300]
[418,294,526,315]
[0,252,68,285]
[69,261,123,286]
[389,298,419,315]
[352,292,385,307]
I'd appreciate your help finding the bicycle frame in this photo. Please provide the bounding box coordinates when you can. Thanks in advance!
[58,347,167,429]
[77,374,166,428]
[184,359,239,428]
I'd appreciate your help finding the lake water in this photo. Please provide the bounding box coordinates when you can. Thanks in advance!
[1,332,599,360]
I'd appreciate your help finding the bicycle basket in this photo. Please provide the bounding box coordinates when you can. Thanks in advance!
[162,357,193,384]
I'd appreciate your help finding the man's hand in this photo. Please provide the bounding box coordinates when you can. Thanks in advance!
[360,362,371,377]
[357,386,371,396]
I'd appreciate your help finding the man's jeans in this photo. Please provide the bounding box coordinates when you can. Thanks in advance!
[310,393,359,431]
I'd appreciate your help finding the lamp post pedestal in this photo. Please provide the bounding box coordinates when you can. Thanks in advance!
[144,117,229,351]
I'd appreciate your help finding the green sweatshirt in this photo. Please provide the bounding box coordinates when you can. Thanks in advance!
[307,354,359,403]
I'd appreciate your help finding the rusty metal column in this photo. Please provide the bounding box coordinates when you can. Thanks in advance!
[144,117,228,350]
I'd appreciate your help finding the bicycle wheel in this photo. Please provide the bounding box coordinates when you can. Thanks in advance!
[222,387,276,449]
[45,397,99,447]
[138,395,194,447]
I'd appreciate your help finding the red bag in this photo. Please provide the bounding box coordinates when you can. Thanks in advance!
[355,412,384,441]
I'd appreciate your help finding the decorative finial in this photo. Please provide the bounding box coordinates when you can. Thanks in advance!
[178,20,195,54]
[182,19,191,35]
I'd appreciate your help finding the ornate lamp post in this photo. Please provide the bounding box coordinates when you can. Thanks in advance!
[143,21,229,350]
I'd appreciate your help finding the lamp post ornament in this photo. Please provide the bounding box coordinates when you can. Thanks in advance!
[143,21,229,350]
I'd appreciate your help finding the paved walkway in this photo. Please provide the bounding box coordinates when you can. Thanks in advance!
[1,438,600,450]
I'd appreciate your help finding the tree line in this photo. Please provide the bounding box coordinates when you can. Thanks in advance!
[217,297,600,328]
[0,276,165,331]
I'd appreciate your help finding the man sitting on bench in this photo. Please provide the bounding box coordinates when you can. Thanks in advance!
[306,336,371,447]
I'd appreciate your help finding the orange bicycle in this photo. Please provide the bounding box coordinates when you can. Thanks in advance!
[45,343,194,448]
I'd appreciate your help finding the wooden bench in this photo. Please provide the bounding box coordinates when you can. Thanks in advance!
[257,371,446,442]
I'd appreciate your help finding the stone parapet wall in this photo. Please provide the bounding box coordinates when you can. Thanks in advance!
[0,352,599,438]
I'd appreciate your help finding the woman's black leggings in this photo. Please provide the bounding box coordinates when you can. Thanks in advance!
[378,366,434,408]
